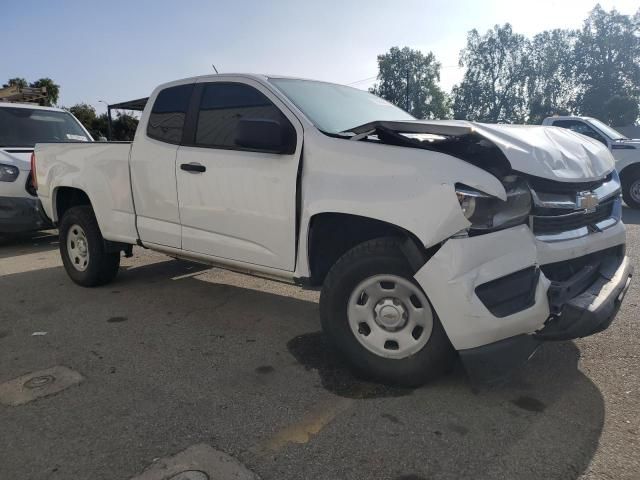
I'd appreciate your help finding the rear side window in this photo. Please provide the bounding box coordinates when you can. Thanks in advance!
[194,83,287,148]
[147,84,194,144]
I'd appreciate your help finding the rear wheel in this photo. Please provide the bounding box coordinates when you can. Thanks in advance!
[59,206,120,286]
[320,237,455,387]
[622,167,640,209]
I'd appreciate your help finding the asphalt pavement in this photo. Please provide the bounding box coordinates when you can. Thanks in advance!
[1,210,639,479]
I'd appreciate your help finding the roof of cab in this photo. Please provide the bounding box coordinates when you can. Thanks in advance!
[154,73,350,90]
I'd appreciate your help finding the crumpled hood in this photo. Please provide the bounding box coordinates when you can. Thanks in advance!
[352,119,615,182]
[471,122,614,181]
[0,149,31,171]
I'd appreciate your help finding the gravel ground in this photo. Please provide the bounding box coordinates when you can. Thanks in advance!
[0,210,639,480]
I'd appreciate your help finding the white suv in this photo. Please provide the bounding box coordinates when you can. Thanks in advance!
[0,102,92,234]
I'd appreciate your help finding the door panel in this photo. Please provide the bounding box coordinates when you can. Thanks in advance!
[130,82,194,247]
[176,79,302,271]
[130,138,181,247]
[177,146,299,269]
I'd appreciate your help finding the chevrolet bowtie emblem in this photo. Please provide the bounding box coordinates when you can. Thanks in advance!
[576,191,599,212]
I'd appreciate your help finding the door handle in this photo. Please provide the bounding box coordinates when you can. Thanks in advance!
[180,162,206,173]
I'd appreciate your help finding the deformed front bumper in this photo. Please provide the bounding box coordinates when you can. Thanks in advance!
[459,250,632,382]
[414,222,632,382]
[0,196,51,234]
[537,252,632,341]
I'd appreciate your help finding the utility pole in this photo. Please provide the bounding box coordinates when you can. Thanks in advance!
[98,100,111,141]
[405,69,410,113]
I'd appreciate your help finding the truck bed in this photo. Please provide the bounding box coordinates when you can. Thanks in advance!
[35,142,138,244]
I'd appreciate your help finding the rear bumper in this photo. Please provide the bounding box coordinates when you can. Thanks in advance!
[0,196,51,233]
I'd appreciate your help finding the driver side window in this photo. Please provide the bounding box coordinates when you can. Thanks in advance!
[553,120,607,146]
[193,82,291,150]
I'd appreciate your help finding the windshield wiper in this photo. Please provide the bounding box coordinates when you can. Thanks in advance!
[336,128,377,141]
[333,130,354,137]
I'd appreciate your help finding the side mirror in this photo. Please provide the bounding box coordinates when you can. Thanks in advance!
[235,118,294,154]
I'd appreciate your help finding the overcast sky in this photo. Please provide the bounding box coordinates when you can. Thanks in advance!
[3,0,638,112]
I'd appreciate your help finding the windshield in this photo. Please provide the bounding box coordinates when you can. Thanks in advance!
[0,107,90,148]
[269,78,415,134]
[588,118,628,140]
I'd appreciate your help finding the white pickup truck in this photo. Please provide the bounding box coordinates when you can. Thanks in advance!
[34,74,632,385]
[542,116,640,207]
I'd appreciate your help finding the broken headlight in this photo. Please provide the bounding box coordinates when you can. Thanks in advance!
[456,177,531,232]
[0,164,19,182]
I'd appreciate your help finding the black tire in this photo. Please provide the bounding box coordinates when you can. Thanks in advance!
[59,205,120,287]
[622,167,640,209]
[319,237,455,387]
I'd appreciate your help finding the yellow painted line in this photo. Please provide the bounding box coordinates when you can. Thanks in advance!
[257,397,354,453]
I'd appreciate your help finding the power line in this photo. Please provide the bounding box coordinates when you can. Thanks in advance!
[346,75,378,86]
[347,64,462,86]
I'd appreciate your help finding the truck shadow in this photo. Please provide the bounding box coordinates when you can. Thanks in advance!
[287,331,414,399]
[0,230,59,259]
[1,258,605,480]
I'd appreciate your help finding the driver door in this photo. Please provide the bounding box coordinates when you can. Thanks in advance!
[175,78,303,271]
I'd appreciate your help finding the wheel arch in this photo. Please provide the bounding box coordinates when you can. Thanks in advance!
[618,162,640,183]
[304,212,438,287]
[53,186,93,223]
[619,163,640,207]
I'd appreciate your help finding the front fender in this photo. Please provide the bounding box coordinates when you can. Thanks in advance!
[294,133,507,277]
[615,150,640,177]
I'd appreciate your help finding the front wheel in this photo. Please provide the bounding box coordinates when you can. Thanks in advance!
[59,206,120,287]
[319,238,455,387]
[622,168,640,209]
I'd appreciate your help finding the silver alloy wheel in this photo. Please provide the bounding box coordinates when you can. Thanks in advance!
[66,224,90,272]
[630,179,640,204]
[347,274,434,359]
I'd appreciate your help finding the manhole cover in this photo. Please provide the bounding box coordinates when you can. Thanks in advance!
[167,472,209,480]
[0,366,83,406]
[24,375,55,389]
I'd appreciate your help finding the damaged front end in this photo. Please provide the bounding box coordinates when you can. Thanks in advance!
[347,120,633,383]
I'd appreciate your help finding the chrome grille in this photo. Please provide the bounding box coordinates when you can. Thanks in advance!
[528,171,621,242]
[531,200,614,235]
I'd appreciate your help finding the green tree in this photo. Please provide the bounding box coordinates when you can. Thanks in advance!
[527,29,578,123]
[29,78,60,106]
[111,112,139,141]
[69,103,97,130]
[604,95,640,126]
[574,5,640,124]
[67,105,136,141]
[93,114,109,140]
[3,77,28,88]
[370,46,450,119]
[67,103,109,139]
[452,24,530,123]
